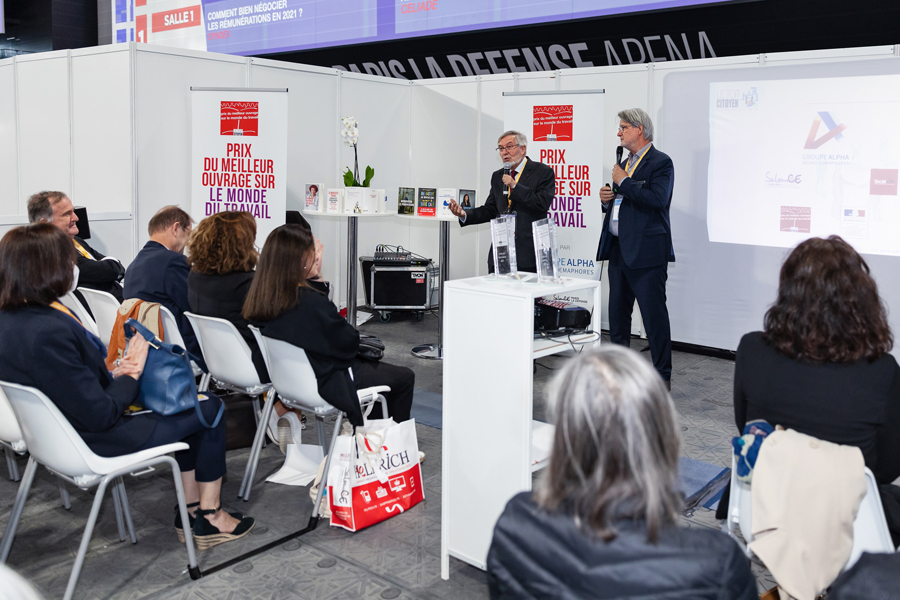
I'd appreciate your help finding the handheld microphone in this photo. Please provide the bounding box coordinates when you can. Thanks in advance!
[613,146,624,193]
[503,162,511,195]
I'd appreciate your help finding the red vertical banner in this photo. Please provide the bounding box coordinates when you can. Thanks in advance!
[136,14,148,44]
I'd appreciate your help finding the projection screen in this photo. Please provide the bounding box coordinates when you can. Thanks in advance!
[660,57,900,353]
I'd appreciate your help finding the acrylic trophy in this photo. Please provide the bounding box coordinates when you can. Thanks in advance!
[490,214,517,277]
[532,218,561,283]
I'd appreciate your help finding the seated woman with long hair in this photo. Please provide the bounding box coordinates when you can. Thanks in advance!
[488,345,756,599]
[187,211,308,448]
[732,235,900,537]
[243,224,415,428]
[0,224,254,549]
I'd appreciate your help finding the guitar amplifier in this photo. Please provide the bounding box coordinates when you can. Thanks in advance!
[360,257,436,310]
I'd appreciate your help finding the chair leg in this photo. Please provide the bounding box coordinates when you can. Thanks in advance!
[316,415,327,448]
[116,477,137,544]
[111,483,127,543]
[58,480,71,510]
[165,457,199,578]
[312,412,344,520]
[0,456,37,564]
[251,396,261,428]
[379,395,389,420]
[63,477,112,600]
[239,389,278,502]
[4,447,19,482]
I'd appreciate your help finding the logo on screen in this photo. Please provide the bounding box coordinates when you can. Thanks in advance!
[220,101,259,136]
[804,112,846,149]
[743,87,759,108]
[870,169,898,196]
[780,206,811,233]
[533,105,573,142]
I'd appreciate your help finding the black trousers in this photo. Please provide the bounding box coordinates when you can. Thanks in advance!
[607,235,673,380]
[351,359,415,422]
[134,395,227,482]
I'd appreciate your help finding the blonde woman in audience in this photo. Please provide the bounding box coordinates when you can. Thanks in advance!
[488,345,756,599]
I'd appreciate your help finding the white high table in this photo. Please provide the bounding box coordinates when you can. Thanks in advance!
[440,275,602,578]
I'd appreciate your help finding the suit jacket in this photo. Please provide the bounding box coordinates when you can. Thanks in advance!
[488,492,757,600]
[461,158,555,272]
[188,270,268,383]
[0,305,163,458]
[75,236,125,302]
[253,287,365,426]
[596,145,675,269]
[124,241,204,368]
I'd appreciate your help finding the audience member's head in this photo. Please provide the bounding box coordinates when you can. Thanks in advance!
[0,224,75,309]
[243,224,316,322]
[148,205,193,254]
[536,345,681,543]
[765,235,892,363]
[188,211,258,275]
[26,191,79,239]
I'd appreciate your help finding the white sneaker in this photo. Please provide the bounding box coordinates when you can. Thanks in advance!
[265,407,280,446]
[277,412,303,454]
[418,451,425,463]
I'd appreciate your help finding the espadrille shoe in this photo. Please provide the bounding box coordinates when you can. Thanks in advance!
[192,507,255,550]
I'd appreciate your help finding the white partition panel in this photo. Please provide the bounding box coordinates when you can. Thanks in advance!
[516,72,558,92]
[16,51,72,205]
[71,46,133,215]
[250,60,344,291]
[341,74,413,303]
[133,45,247,247]
[0,60,18,214]
[410,79,480,280]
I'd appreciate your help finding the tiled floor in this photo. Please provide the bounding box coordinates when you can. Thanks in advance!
[0,310,773,599]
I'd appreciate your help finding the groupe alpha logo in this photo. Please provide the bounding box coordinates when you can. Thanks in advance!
[804,111,846,150]
[715,86,759,109]
[764,172,802,186]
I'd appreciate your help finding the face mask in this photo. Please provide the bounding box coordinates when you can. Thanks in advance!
[69,264,79,294]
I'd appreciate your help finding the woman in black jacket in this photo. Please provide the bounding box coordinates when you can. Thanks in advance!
[487,345,756,600]
[243,224,414,428]
[0,224,254,549]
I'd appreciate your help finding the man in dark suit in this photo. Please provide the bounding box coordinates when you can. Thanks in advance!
[597,109,675,388]
[124,205,205,368]
[27,191,125,302]
[449,130,555,273]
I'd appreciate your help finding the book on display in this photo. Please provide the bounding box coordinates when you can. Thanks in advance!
[304,183,324,213]
[417,188,436,217]
[458,189,476,210]
[437,188,457,218]
[344,188,364,214]
[362,188,380,213]
[326,189,343,214]
[398,187,416,215]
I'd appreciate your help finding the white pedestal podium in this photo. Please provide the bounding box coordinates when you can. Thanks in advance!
[440,275,601,578]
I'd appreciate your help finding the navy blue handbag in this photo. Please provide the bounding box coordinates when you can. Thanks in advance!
[124,318,223,429]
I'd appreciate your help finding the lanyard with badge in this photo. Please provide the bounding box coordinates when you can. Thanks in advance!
[612,145,651,223]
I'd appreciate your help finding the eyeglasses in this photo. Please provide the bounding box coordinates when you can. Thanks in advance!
[496,144,520,153]
[618,124,638,133]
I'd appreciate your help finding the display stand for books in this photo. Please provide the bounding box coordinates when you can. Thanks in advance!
[440,275,601,579]
[305,212,392,328]
[396,214,458,360]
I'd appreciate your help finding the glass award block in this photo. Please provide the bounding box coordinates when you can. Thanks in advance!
[491,214,517,278]
[532,217,561,283]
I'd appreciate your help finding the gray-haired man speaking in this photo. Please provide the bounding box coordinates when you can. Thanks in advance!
[596,109,675,388]
[449,130,555,273]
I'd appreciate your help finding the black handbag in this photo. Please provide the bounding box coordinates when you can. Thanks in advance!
[358,334,384,361]
[124,318,223,428]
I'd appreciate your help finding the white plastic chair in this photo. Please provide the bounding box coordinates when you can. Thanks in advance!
[159,305,206,384]
[723,454,894,571]
[245,325,389,510]
[76,288,120,347]
[59,292,100,339]
[0,381,199,600]
[183,312,274,484]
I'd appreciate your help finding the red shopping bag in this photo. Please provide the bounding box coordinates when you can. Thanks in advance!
[328,418,424,532]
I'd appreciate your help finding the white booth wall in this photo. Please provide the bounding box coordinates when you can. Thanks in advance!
[3,43,900,352]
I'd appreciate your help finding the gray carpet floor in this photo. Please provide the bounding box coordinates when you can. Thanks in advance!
[0,309,775,599]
